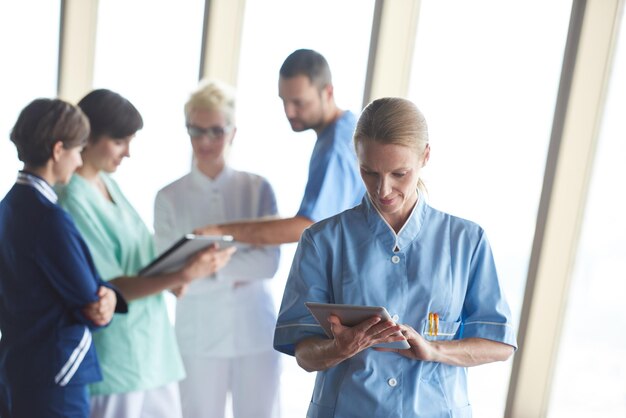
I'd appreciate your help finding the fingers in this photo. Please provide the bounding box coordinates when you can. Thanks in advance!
[329,315,400,338]
[171,284,189,298]
[371,322,403,342]
[183,244,237,282]
[331,315,403,346]
[398,324,419,341]
[193,225,221,236]
[208,246,237,271]
[176,285,188,298]
[85,287,116,326]
[192,226,206,235]
[355,316,399,336]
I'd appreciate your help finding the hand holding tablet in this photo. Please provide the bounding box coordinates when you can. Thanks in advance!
[139,234,234,276]
[305,302,410,349]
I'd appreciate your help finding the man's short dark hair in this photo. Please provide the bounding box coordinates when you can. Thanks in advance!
[279,49,332,90]
[78,89,143,142]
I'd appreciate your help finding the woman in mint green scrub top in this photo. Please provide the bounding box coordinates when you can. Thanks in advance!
[57,89,236,418]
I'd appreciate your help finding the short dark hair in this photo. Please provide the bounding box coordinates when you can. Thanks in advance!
[10,98,90,167]
[279,49,332,89]
[77,89,143,142]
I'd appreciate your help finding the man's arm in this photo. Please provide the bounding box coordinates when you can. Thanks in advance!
[195,215,313,245]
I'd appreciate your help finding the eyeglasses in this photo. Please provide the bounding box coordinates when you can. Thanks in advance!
[186,124,233,140]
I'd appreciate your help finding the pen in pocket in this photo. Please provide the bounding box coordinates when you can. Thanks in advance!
[428,312,439,337]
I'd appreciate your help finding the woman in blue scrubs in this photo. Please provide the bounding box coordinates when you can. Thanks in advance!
[0,98,125,418]
[274,97,517,418]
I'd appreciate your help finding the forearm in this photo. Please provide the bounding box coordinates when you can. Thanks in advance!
[295,337,353,372]
[428,337,514,367]
[219,216,312,245]
[108,272,185,302]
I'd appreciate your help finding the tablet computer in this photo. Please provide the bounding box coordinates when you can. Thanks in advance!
[139,234,234,276]
[304,302,410,349]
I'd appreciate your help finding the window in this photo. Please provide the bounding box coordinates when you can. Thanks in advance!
[92,0,205,229]
[0,0,61,197]
[232,1,376,416]
[407,1,572,416]
[548,12,626,417]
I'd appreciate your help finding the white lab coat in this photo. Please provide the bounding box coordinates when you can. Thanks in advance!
[154,165,282,418]
[154,164,280,357]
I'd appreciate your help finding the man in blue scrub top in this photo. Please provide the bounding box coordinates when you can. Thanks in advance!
[195,49,364,244]
[275,98,517,417]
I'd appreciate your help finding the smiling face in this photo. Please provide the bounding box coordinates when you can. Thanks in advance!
[82,135,133,174]
[353,97,431,231]
[357,140,429,231]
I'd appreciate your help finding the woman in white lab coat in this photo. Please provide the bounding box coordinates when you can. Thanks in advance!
[154,79,281,418]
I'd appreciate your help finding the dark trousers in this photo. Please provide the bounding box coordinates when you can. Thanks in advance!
[4,383,89,418]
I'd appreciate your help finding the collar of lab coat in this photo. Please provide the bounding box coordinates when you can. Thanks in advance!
[190,164,234,190]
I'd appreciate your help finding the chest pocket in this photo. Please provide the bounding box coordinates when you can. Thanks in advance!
[419,317,461,341]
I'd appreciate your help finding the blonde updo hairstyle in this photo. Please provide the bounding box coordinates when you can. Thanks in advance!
[184,79,236,126]
[353,97,429,194]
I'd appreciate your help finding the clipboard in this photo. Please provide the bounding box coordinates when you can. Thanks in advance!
[139,234,234,276]
[304,302,410,349]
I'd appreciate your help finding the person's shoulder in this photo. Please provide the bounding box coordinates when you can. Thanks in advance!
[38,200,80,238]
[56,176,93,210]
[424,202,485,236]
[99,172,123,192]
[156,172,193,198]
[306,202,364,236]
[229,167,268,183]
[332,110,357,133]
[55,174,80,199]
[223,167,273,193]
[338,110,357,126]
[324,111,358,151]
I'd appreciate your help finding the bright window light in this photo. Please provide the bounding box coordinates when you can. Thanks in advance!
[548,11,626,417]
[408,1,572,416]
[0,0,60,198]
[232,1,375,416]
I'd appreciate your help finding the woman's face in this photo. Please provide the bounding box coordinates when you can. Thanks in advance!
[356,140,428,229]
[84,135,133,173]
[187,108,234,169]
[53,144,83,185]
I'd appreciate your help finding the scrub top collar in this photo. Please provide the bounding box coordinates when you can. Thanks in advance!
[16,170,57,204]
[363,190,426,252]
[190,163,233,189]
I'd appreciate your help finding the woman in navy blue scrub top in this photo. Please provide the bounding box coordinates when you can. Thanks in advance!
[0,98,126,418]
[274,97,517,418]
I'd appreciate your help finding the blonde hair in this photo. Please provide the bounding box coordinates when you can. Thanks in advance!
[354,97,429,194]
[184,79,236,125]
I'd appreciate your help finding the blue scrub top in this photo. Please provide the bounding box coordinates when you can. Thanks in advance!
[296,111,365,223]
[275,194,517,418]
